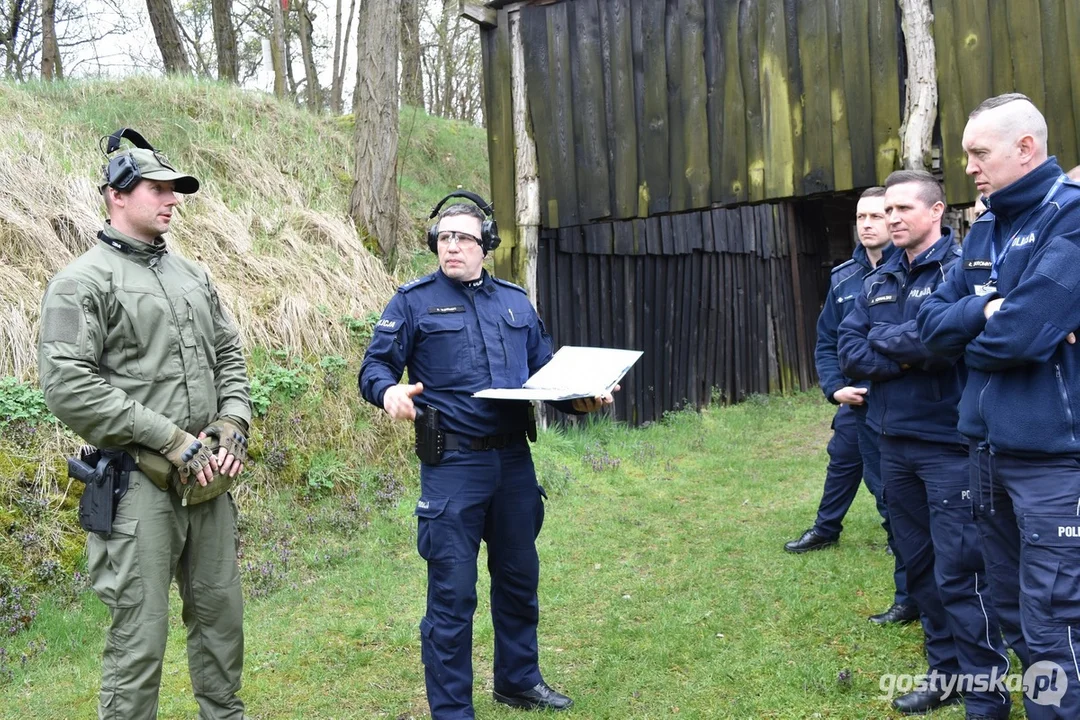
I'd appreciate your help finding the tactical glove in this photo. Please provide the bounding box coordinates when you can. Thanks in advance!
[162,427,215,482]
[201,416,249,467]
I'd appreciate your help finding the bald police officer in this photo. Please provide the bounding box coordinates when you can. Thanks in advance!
[919,94,1080,719]
[38,131,251,720]
[359,192,614,719]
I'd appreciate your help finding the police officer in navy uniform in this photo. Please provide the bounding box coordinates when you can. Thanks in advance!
[919,94,1080,719]
[839,170,1011,719]
[359,192,614,719]
[784,187,916,624]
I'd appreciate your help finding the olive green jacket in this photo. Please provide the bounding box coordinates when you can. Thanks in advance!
[38,225,251,455]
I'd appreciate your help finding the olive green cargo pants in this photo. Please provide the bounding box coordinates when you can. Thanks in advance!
[87,470,245,720]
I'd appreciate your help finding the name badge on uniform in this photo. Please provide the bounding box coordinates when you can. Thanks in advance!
[974,283,996,297]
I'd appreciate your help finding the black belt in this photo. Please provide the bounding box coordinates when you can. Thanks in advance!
[443,431,525,451]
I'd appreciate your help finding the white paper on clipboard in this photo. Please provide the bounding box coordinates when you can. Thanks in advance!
[473,346,642,401]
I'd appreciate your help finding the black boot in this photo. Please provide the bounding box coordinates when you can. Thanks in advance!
[891,688,963,715]
[783,528,838,554]
[494,682,574,711]
[868,602,920,625]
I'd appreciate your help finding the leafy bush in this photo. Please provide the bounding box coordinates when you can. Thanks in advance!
[0,378,55,428]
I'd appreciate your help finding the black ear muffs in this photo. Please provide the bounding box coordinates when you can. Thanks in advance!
[427,190,501,254]
[99,128,156,192]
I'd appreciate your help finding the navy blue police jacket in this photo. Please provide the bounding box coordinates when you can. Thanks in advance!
[838,228,963,443]
[917,158,1080,457]
[359,268,574,437]
[816,243,896,404]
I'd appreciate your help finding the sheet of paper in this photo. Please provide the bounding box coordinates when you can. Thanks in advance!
[473,346,643,401]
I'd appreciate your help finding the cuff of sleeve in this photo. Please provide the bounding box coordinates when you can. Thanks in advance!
[138,413,182,454]
[373,381,395,410]
[218,401,253,429]
[823,384,843,404]
[961,294,996,336]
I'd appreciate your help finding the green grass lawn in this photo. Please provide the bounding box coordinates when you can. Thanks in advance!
[0,394,1025,718]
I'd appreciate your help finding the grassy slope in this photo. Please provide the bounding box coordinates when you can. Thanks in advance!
[0,396,1025,718]
[0,79,486,617]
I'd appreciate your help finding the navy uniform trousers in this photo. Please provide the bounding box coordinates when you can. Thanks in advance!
[880,435,1011,719]
[812,404,910,605]
[971,446,1080,719]
[414,441,546,720]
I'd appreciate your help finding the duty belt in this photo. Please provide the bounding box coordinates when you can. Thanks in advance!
[443,431,525,451]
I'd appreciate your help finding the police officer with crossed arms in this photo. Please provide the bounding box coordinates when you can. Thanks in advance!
[359,192,614,719]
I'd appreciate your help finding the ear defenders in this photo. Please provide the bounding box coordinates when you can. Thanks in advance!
[99,128,156,192]
[427,190,500,254]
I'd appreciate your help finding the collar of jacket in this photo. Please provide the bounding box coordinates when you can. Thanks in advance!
[436,267,496,295]
[853,240,897,272]
[984,157,1064,223]
[890,227,957,276]
[100,223,168,265]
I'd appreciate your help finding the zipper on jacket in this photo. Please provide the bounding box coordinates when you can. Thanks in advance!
[1055,364,1076,442]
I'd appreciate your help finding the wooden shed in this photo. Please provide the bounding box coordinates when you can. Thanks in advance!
[466,0,1080,424]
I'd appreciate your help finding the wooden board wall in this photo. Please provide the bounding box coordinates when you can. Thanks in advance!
[509,0,902,229]
[933,0,1080,203]
[535,201,829,426]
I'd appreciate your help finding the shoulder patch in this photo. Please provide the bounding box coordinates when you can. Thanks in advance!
[491,276,527,294]
[398,274,436,294]
[374,317,402,332]
[52,278,78,296]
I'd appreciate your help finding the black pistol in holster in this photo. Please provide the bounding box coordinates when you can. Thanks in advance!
[67,448,132,535]
[414,405,445,466]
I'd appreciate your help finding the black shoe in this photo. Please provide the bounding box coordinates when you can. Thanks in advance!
[891,688,963,715]
[494,682,574,711]
[868,602,920,625]
[783,528,838,554]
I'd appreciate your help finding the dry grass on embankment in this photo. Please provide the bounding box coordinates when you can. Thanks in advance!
[0,77,404,379]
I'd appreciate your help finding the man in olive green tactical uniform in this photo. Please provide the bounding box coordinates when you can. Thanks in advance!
[38,133,252,720]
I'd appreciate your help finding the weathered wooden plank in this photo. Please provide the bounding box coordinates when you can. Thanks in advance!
[652,259,665,415]
[704,0,725,203]
[785,204,809,383]
[632,217,647,255]
[760,0,796,198]
[461,1,497,28]
[548,3,581,227]
[661,215,676,255]
[825,0,853,190]
[645,215,662,254]
[987,0,1014,97]
[1005,0,1046,112]
[838,0,873,188]
[954,0,992,122]
[722,252,736,401]
[797,0,833,194]
[637,0,670,214]
[663,256,678,411]
[568,0,612,223]
[719,0,748,205]
[681,0,712,208]
[1067,0,1080,167]
[584,222,614,254]
[666,0,689,213]
[783,0,806,198]
[481,9,517,276]
[868,0,901,182]
[521,6,559,228]
[687,210,704,252]
[704,252,719,401]
[587,254,602,348]
[679,253,694,406]
[739,0,765,201]
[601,0,638,219]
[613,220,635,254]
[638,256,653,421]
[1041,0,1079,169]
[934,0,970,202]
[687,252,702,407]
[701,210,715,252]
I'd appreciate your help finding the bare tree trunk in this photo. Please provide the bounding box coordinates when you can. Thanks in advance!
[212,0,238,82]
[899,0,937,170]
[333,0,357,113]
[270,0,288,98]
[349,0,401,261]
[401,0,423,108]
[331,0,344,111]
[146,0,192,74]
[298,0,321,110]
[41,0,61,80]
[439,0,453,117]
